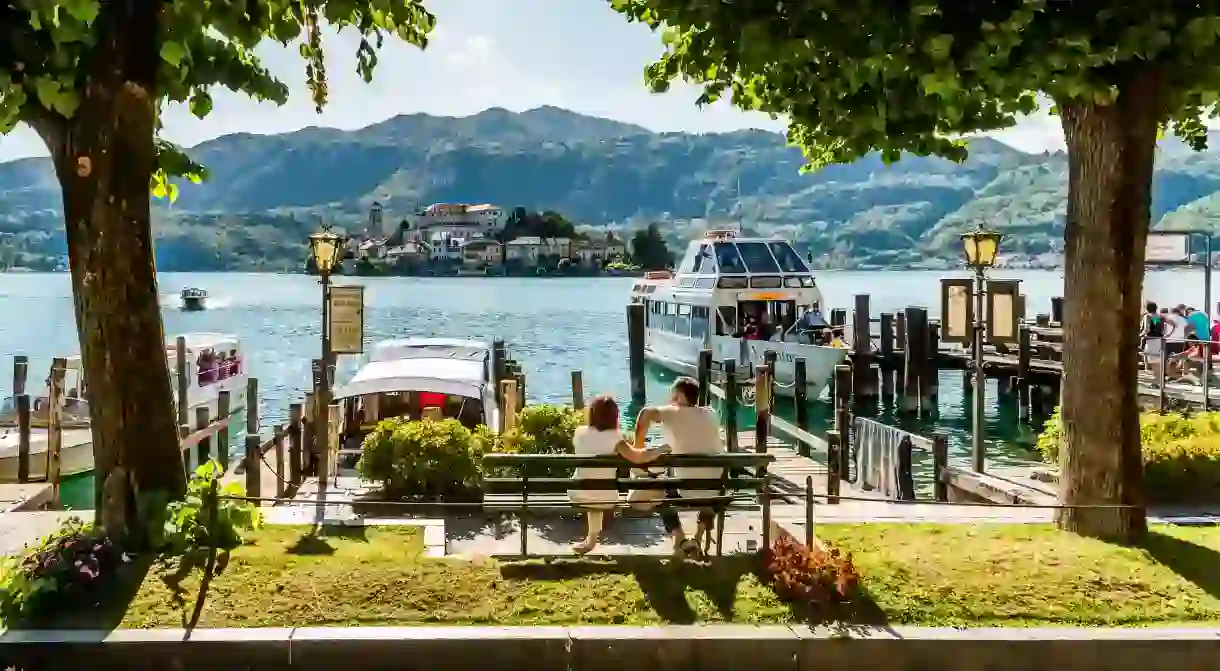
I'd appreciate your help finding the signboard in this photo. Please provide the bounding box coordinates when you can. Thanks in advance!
[328,285,365,355]
[939,278,974,344]
[1146,231,1192,264]
[986,280,1021,345]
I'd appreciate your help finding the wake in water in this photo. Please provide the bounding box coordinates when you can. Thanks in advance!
[159,292,234,309]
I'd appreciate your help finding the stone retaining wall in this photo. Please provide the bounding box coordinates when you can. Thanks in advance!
[3,625,1219,670]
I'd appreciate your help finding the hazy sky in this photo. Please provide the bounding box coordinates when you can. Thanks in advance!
[0,0,1066,162]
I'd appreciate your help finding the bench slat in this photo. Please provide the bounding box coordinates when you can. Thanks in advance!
[481,454,774,468]
[483,477,765,494]
[482,493,761,510]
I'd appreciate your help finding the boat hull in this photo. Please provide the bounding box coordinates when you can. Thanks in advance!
[181,297,207,311]
[645,331,847,400]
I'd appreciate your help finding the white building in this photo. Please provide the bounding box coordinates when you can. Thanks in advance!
[408,203,507,239]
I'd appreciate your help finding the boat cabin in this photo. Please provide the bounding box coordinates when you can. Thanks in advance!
[169,333,244,388]
[332,338,498,437]
[631,230,828,344]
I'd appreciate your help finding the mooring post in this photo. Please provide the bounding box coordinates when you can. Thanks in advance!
[47,358,66,506]
[1016,325,1031,421]
[274,424,286,499]
[12,355,27,396]
[246,376,261,497]
[826,430,841,505]
[754,364,772,455]
[901,307,924,415]
[570,370,585,410]
[794,358,809,442]
[217,391,231,470]
[627,302,647,405]
[932,434,949,503]
[920,319,939,416]
[833,364,852,440]
[492,339,507,405]
[195,405,211,469]
[1050,296,1064,325]
[697,348,713,406]
[289,402,304,485]
[175,336,189,435]
[852,294,878,403]
[724,360,739,452]
[879,313,895,404]
[16,393,30,484]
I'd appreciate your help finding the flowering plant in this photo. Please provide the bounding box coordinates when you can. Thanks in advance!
[0,517,127,625]
[761,535,860,608]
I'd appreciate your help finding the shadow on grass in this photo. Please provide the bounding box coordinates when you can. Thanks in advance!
[1141,530,1220,600]
[287,526,368,556]
[2,554,155,632]
[501,554,753,624]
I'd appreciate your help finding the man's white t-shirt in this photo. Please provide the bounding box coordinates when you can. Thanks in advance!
[656,404,725,499]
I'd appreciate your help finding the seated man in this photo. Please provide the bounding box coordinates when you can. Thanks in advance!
[631,376,725,557]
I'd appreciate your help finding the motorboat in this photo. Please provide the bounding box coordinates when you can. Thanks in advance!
[180,288,208,311]
[332,338,500,452]
[0,333,249,480]
[630,229,848,399]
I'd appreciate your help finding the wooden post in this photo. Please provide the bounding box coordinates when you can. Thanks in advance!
[175,336,189,432]
[833,364,852,440]
[1016,325,1031,421]
[793,358,809,437]
[244,433,260,498]
[804,475,815,549]
[217,391,231,470]
[901,307,925,415]
[303,392,316,476]
[920,320,939,416]
[47,358,66,505]
[195,405,211,469]
[753,364,772,455]
[502,380,520,432]
[327,403,341,486]
[724,360,739,452]
[246,377,259,437]
[289,402,304,484]
[852,294,877,402]
[826,430,841,505]
[879,314,895,403]
[627,303,647,404]
[1158,338,1168,412]
[274,424,286,498]
[932,434,949,503]
[697,348,713,406]
[1050,296,1064,325]
[515,367,528,408]
[570,370,585,410]
[492,339,507,404]
[12,355,27,396]
[16,394,31,484]
[895,311,906,355]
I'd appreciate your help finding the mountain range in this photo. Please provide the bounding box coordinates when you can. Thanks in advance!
[4,105,1220,271]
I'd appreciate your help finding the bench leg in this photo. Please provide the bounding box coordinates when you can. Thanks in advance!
[715,510,726,557]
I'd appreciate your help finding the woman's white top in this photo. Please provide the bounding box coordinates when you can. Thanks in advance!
[568,426,621,506]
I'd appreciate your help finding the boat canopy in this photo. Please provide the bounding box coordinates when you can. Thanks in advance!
[181,288,208,298]
[333,358,487,400]
[368,338,490,364]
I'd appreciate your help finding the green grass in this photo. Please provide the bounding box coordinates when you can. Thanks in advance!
[817,523,1220,627]
[37,522,1220,629]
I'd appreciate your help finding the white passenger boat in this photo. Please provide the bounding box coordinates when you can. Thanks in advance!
[332,338,500,444]
[0,333,249,480]
[630,230,848,399]
[180,287,208,311]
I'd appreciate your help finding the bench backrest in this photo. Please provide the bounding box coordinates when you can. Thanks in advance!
[481,453,774,495]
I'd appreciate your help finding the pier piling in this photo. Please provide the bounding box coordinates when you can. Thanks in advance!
[901,307,924,415]
[195,405,211,467]
[920,320,939,416]
[16,393,30,484]
[852,294,878,403]
[570,370,584,410]
[627,303,646,405]
[175,336,189,433]
[289,402,304,485]
[697,348,713,406]
[833,364,852,440]
[217,391,231,469]
[47,357,65,506]
[723,360,739,452]
[794,358,809,448]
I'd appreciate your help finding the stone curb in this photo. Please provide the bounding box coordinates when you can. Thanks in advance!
[2,625,1219,670]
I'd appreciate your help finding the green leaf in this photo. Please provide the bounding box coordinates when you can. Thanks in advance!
[160,40,187,67]
[62,0,100,24]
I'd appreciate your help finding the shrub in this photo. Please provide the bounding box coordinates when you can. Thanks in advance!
[0,518,126,625]
[358,417,483,499]
[761,535,860,609]
[495,404,583,477]
[160,461,261,558]
[1037,408,1220,503]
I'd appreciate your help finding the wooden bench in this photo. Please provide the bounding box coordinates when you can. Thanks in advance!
[481,453,776,557]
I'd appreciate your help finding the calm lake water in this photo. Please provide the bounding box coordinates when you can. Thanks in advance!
[0,268,1212,508]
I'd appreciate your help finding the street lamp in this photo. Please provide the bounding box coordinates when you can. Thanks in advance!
[960,225,1004,473]
[308,224,341,483]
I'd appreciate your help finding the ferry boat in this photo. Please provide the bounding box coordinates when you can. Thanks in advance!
[630,230,848,399]
[0,333,248,481]
[180,287,208,311]
[331,338,500,462]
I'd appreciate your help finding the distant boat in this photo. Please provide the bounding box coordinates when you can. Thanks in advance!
[180,288,208,311]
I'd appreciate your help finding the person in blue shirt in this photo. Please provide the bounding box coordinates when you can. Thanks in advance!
[1187,306,1210,343]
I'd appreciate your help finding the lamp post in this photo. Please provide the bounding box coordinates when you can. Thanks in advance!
[960,225,1004,473]
[308,224,341,482]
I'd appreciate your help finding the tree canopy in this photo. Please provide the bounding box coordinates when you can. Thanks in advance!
[610,0,1218,166]
[0,0,435,194]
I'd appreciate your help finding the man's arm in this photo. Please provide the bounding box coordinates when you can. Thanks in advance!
[634,406,660,450]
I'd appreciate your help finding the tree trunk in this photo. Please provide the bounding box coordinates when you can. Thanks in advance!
[1055,73,1163,542]
[34,0,184,538]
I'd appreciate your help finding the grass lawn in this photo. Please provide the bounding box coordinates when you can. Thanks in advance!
[42,522,1220,629]
[818,523,1220,627]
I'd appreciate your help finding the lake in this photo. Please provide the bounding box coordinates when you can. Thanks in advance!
[0,268,1212,508]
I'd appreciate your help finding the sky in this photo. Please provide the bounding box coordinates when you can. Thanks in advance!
[0,0,1066,162]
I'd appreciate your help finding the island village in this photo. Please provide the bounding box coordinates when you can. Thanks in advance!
[342,202,632,275]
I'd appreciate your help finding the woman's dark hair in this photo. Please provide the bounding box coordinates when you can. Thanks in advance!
[1146,301,1157,313]
[671,377,700,405]
[586,394,620,432]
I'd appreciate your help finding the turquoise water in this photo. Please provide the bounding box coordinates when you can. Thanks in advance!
[1,268,1212,507]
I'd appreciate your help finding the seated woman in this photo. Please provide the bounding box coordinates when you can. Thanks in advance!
[569,394,668,555]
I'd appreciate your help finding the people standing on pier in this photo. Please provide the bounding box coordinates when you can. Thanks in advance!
[1142,301,1165,377]
[568,394,669,556]
[631,377,725,558]
[1187,307,1210,345]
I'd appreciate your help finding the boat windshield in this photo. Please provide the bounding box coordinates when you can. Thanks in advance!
[692,244,717,274]
[767,242,810,273]
[736,242,781,273]
[713,242,747,274]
